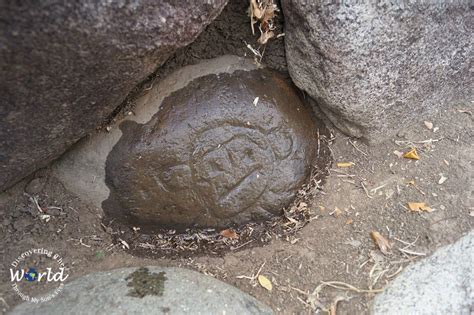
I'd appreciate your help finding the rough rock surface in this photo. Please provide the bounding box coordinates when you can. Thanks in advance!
[0,0,227,191]
[104,68,317,230]
[9,266,273,315]
[372,231,474,315]
[282,1,473,141]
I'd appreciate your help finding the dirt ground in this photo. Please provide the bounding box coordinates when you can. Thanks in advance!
[1,0,473,313]
[1,103,472,314]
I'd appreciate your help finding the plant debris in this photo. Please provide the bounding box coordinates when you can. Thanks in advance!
[370,231,392,255]
[220,229,239,239]
[407,202,433,212]
[403,148,420,160]
[337,162,355,168]
[438,174,447,185]
[330,207,342,217]
[258,275,273,291]
[248,0,280,45]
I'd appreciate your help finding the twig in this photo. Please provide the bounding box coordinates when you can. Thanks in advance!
[319,281,384,293]
[31,196,44,213]
[243,40,262,59]
[395,138,443,146]
[330,169,354,176]
[361,181,374,199]
[349,139,368,156]
[370,183,388,194]
[342,179,357,185]
[79,238,91,248]
[394,236,419,249]
[259,44,267,63]
[236,261,266,283]
[386,266,403,279]
[290,286,326,310]
[0,297,9,309]
[398,248,426,256]
[231,239,253,251]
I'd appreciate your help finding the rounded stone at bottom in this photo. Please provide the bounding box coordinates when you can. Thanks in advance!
[103,67,318,230]
[9,267,273,315]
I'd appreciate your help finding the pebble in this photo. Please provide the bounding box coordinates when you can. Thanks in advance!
[24,177,45,195]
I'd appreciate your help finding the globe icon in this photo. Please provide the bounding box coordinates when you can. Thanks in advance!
[24,268,38,282]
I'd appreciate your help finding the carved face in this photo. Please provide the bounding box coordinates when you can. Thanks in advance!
[103,70,317,231]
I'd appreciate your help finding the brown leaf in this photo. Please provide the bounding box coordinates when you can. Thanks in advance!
[220,229,239,239]
[331,207,342,217]
[258,30,275,45]
[370,231,391,255]
[407,202,433,212]
[403,148,420,160]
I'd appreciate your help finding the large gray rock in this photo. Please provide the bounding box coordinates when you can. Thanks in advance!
[282,1,473,141]
[372,231,474,315]
[9,266,273,315]
[0,0,227,191]
[52,56,319,230]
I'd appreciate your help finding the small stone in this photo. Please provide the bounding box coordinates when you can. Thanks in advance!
[424,121,433,130]
[396,130,408,139]
[24,177,45,195]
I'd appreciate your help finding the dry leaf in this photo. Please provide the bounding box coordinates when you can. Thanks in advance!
[331,207,342,217]
[220,229,239,239]
[370,231,391,255]
[345,219,354,225]
[424,121,433,130]
[403,148,420,160]
[258,275,273,291]
[258,30,275,44]
[337,162,355,168]
[408,202,433,212]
